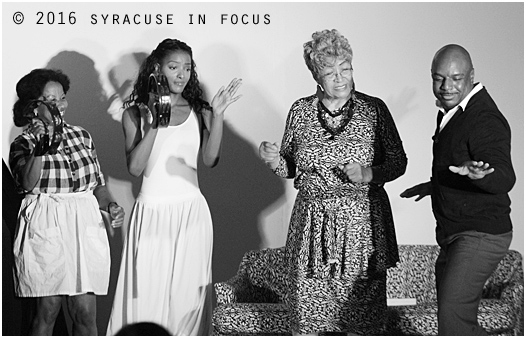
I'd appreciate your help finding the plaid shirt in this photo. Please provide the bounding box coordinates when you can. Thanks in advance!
[9,123,105,194]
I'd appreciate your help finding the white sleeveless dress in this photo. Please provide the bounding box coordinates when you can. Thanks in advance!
[107,110,213,335]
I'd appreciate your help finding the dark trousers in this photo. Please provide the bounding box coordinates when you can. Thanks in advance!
[435,230,512,336]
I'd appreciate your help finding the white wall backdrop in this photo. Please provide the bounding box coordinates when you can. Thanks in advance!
[2,1,523,332]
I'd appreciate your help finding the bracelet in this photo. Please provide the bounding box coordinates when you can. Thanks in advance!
[107,202,118,213]
[138,103,153,124]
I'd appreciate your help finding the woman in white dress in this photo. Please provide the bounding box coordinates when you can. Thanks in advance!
[106,38,242,335]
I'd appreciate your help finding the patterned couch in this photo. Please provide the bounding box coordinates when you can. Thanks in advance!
[213,245,523,335]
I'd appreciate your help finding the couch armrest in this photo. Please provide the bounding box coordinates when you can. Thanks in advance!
[215,274,281,306]
[485,250,523,310]
[487,250,524,336]
[500,281,524,304]
[500,281,524,336]
[215,280,241,306]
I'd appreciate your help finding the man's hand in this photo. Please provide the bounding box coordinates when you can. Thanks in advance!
[449,160,494,180]
[400,181,432,201]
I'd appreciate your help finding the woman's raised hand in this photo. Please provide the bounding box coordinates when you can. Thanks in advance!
[211,78,242,116]
[29,118,49,141]
[137,93,158,128]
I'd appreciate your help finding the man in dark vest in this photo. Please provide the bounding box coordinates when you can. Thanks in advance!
[401,44,515,335]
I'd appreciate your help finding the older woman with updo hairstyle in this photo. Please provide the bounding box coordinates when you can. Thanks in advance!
[8,68,125,335]
[106,38,242,335]
[260,29,407,335]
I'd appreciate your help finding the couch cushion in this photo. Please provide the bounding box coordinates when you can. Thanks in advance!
[478,299,518,335]
[213,302,290,335]
[215,278,281,305]
[386,298,516,335]
[214,299,515,336]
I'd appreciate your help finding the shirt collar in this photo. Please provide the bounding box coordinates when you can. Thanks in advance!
[438,82,483,114]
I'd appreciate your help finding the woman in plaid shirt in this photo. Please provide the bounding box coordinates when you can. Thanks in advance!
[8,68,125,335]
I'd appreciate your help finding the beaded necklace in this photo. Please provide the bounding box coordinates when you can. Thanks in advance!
[316,95,354,139]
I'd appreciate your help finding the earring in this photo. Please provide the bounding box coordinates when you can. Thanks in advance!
[316,84,324,99]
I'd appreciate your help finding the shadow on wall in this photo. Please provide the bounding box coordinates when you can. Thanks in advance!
[46,51,134,186]
[46,51,131,335]
[41,49,286,332]
[105,51,148,200]
[198,121,286,285]
[195,41,288,285]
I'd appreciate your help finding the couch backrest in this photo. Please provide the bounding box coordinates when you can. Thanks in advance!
[240,247,289,302]
[238,245,523,305]
[386,245,523,303]
[386,245,440,302]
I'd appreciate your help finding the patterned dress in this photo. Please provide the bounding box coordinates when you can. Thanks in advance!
[273,91,407,334]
